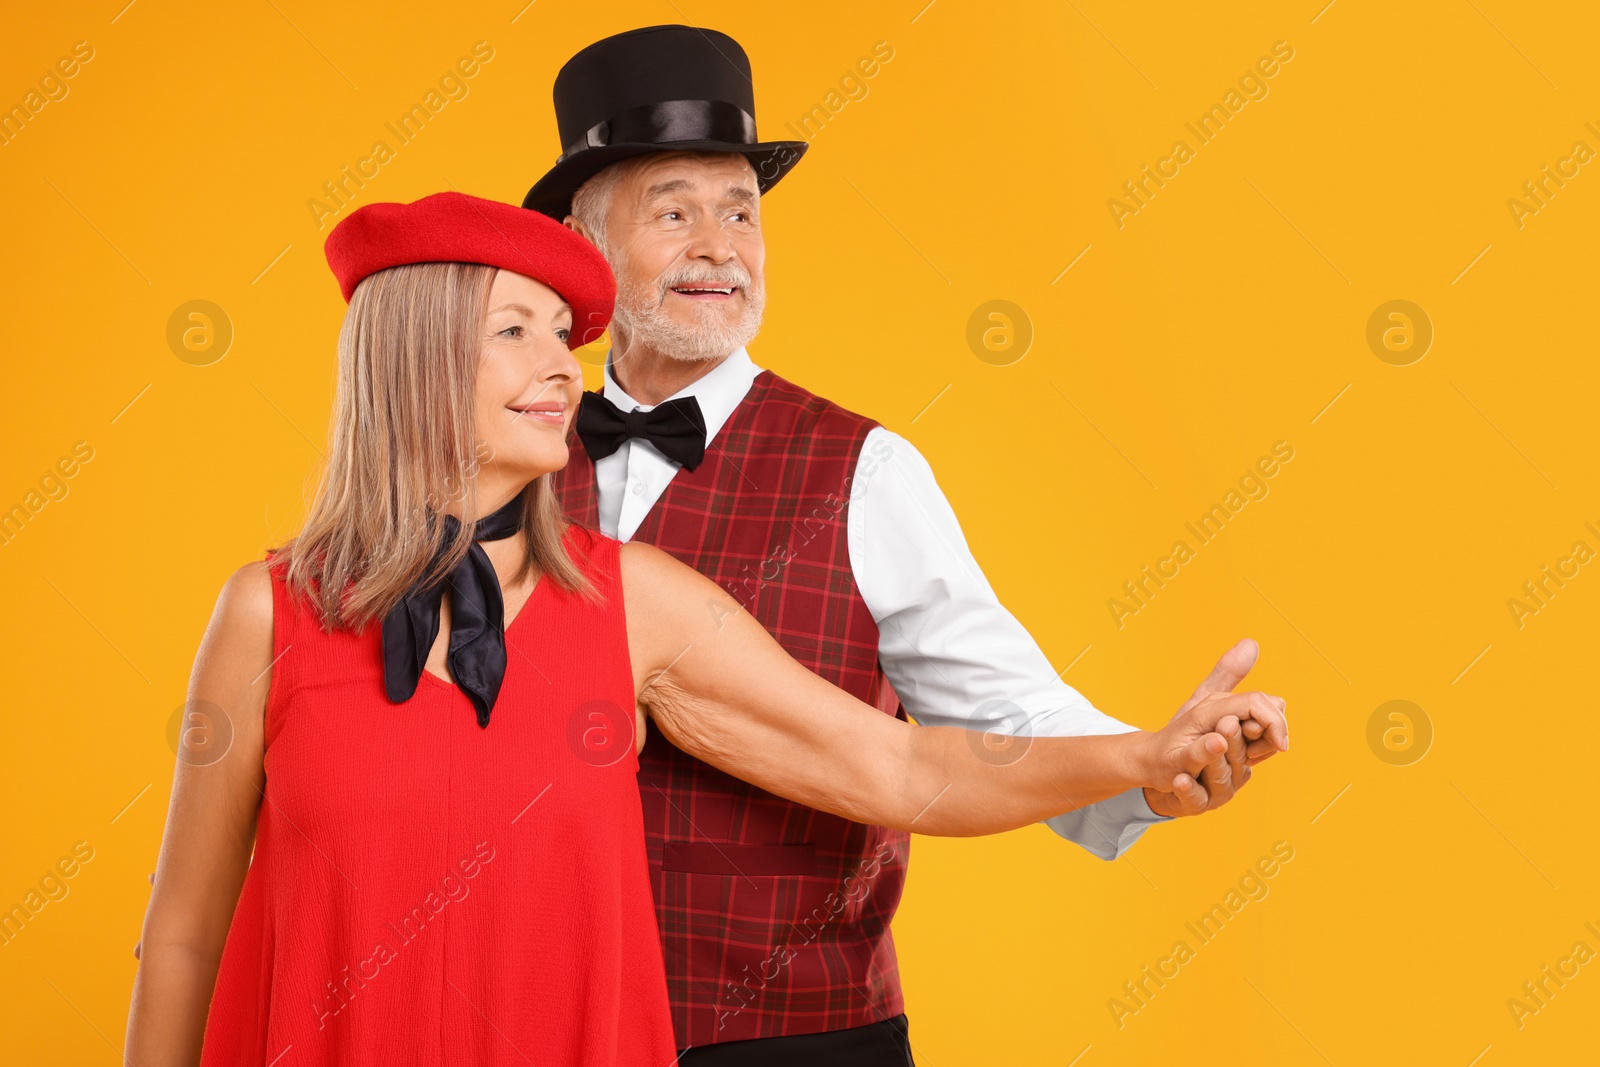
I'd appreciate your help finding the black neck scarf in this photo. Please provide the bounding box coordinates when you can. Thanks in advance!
[381,487,528,728]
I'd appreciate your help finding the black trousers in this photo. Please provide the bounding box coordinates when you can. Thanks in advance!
[676,1014,915,1066]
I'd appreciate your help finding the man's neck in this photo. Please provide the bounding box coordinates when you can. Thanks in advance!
[609,338,732,406]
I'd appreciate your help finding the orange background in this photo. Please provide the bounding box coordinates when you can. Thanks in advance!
[3,1,1598,1063]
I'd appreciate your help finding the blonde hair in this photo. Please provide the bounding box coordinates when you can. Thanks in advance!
[270,260,598,633]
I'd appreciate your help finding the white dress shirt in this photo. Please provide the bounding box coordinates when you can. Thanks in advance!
[592,345,1172,860]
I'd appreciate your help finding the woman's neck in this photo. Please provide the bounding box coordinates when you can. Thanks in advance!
[447,477,534,522]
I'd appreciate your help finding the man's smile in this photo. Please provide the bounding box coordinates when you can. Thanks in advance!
[667,284,740,301]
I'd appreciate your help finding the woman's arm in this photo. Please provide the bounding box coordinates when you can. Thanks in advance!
[619,543,1288,837]
[125,562,274,1065]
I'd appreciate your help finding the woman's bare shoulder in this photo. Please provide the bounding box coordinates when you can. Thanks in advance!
[616,538,676,579]
[176,560,278,764]
[203,559,277,657]
[615,541,742,675]
[616,540,727,609]
[222,559,275,618]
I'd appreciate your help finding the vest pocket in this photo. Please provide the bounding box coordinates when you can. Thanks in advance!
[661,841,818,876]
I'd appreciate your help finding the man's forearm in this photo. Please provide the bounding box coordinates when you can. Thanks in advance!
[899,725,1149,837]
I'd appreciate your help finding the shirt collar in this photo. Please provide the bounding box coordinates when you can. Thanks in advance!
[601,345,764,446]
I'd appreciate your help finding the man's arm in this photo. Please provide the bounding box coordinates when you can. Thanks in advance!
[846,427,1177,859]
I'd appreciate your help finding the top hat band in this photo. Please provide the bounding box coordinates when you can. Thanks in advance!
[559,98,760,161]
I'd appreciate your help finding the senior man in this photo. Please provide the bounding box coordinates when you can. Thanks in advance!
[524,24,1281,1066]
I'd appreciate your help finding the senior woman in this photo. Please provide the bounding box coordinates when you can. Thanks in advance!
[124,191,1288,1066]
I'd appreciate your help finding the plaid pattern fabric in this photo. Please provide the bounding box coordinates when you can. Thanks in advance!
[555,369,909,1047]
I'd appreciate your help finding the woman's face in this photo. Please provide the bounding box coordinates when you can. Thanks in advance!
[472,268,585,502]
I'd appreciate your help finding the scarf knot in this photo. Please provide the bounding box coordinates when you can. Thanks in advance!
[380,487,528,728]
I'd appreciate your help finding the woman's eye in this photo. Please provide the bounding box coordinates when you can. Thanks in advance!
[556,327,571,342]
[499,324,524,338]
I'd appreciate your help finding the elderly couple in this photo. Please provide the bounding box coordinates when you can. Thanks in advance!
[126,24,1290,1067]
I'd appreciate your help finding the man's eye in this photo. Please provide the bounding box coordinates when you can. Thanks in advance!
[662,211,683,220]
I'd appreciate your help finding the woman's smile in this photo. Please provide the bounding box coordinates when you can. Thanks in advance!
[506,400,568,427]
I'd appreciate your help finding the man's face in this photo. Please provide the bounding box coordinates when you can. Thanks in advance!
[594,151,767,364]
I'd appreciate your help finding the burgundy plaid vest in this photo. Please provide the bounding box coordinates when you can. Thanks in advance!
[554,368,909,1047]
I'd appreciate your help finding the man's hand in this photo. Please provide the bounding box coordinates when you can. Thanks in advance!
[1139,639,1289,818]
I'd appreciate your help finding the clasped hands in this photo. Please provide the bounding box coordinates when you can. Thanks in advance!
[1136,638,1289,819]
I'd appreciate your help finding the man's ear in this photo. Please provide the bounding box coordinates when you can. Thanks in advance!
[565,215,604,253]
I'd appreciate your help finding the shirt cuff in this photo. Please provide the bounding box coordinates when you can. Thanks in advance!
[1043,786,1174,861]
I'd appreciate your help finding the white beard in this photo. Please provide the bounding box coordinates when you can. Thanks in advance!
[609,255,766,364]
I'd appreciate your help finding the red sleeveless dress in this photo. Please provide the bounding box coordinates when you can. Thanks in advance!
[198,522,676,1066]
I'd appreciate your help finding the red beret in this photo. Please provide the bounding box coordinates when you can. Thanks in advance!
[322,190,615,350]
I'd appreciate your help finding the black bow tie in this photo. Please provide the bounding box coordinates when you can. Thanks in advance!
[380,487,527,729]
[574,389,706,470]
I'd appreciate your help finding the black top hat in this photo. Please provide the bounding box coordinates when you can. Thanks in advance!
[521,24,807,221]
